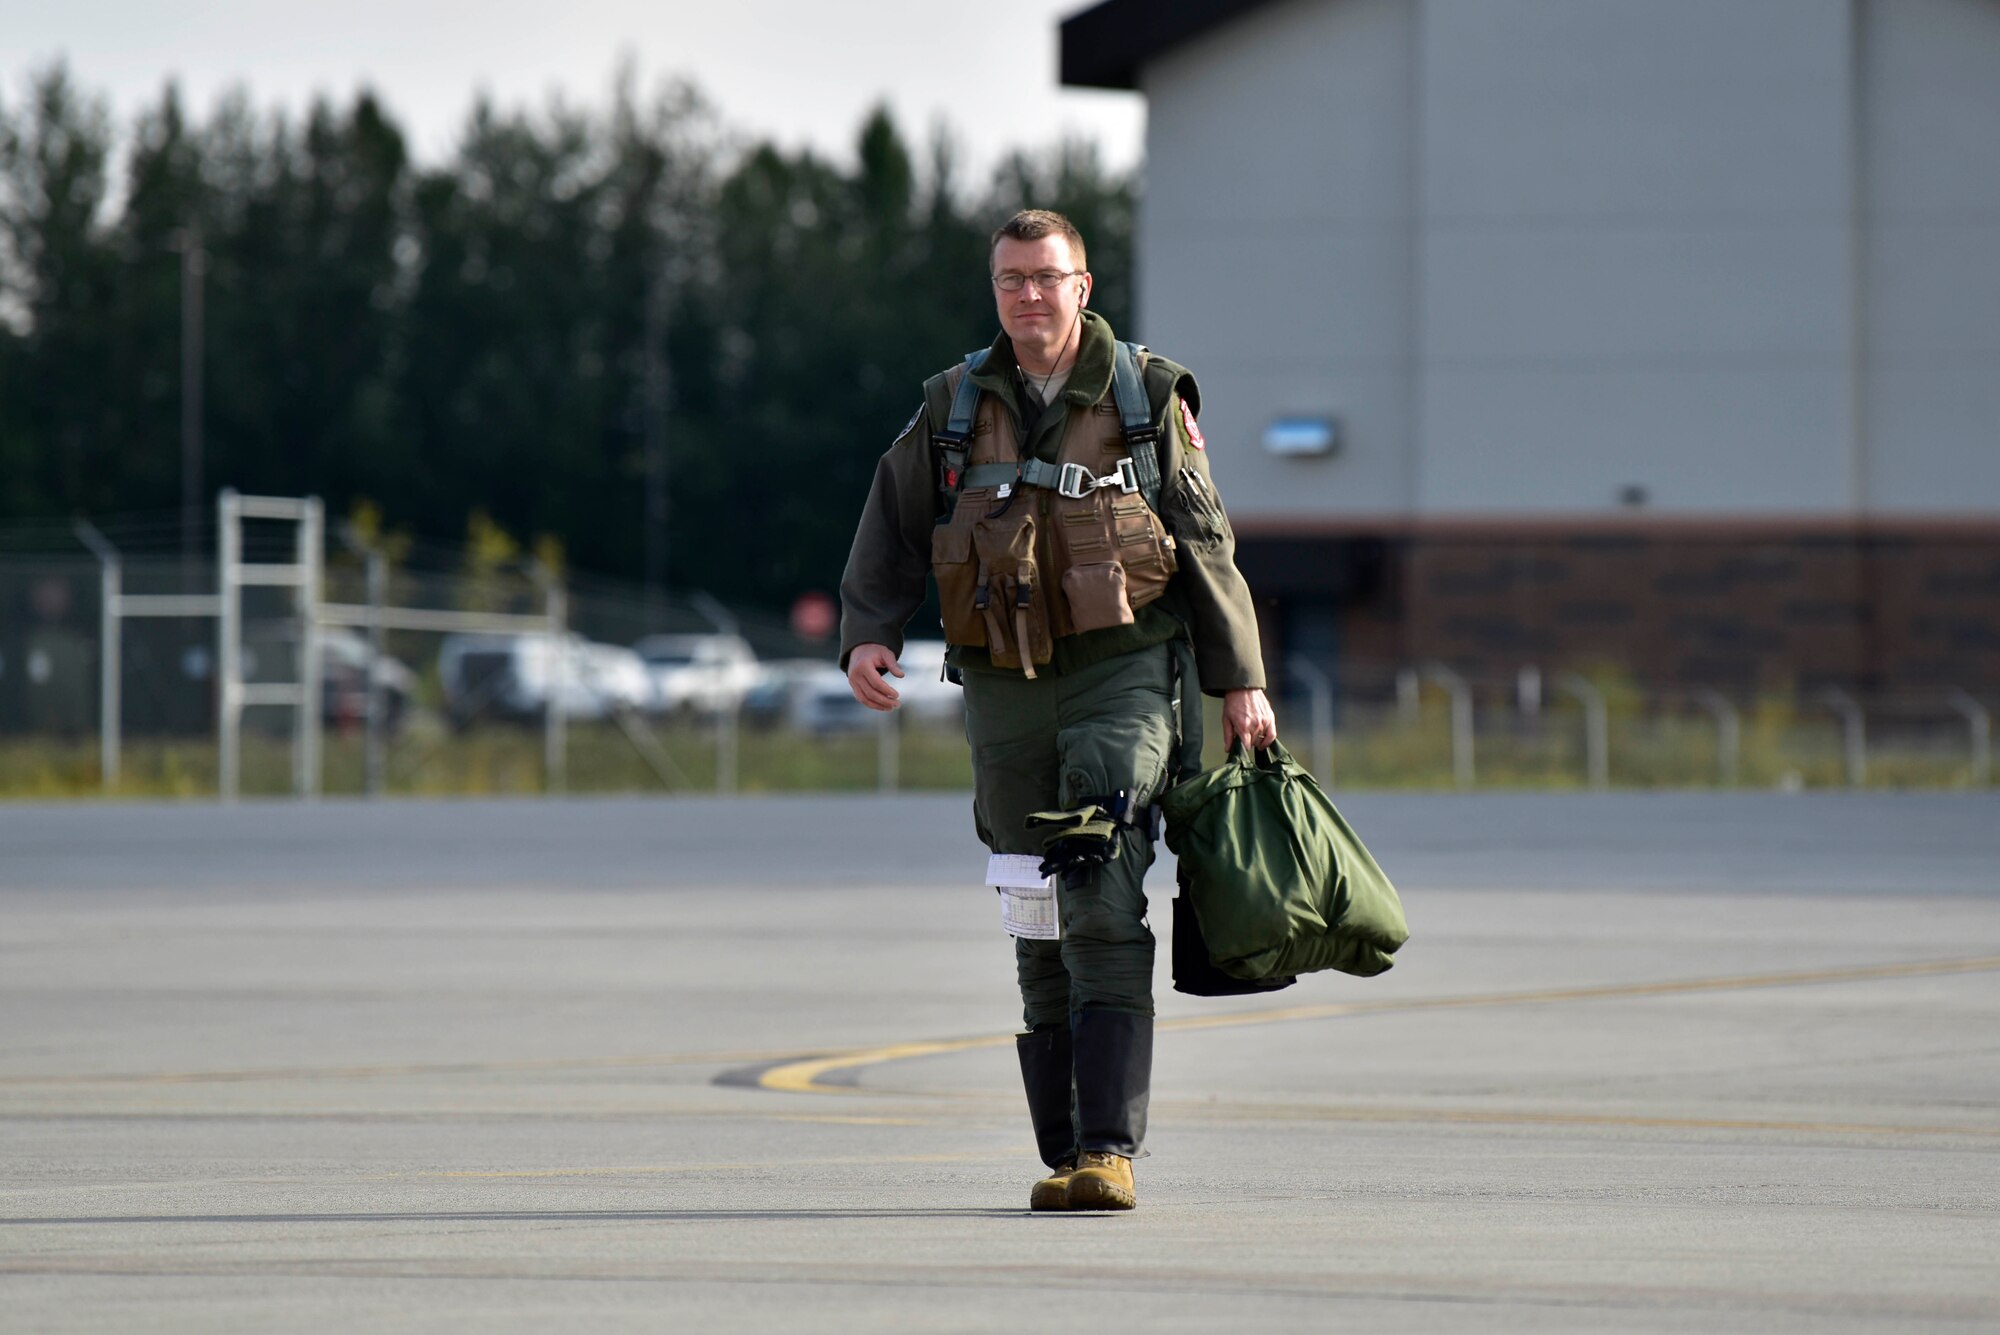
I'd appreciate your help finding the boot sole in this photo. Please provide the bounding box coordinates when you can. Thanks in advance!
[1065,1177,1135,1211]
[1032,1175,1080,1207]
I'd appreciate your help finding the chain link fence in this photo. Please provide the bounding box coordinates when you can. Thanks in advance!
[0,543,1993,798]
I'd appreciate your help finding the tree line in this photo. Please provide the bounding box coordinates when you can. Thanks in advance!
[0,64,1135,611]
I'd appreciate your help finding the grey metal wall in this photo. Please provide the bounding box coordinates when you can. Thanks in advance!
[1144,0,1418,517]
[1135,0,2000,521]
[1861,0,2000,512]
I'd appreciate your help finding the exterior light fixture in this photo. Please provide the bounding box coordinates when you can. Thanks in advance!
[1262,417,1339,457]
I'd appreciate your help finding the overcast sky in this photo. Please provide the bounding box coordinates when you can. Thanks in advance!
[2,0,1146,177]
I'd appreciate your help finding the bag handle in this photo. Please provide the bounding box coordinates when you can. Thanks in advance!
[1261,740,1297,769]
[1224,738,1298,772]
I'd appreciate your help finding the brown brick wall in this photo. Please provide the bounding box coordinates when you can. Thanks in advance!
[1240,523,2000,694]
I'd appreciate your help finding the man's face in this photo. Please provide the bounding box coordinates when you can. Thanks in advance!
[992,234,1091,360]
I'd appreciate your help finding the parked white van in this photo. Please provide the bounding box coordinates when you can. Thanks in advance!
[632,633,759,716]
[439,633,651,727]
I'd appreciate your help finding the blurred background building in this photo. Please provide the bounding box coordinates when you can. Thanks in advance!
[1,0,1995,792]
[1064,0,2000,696]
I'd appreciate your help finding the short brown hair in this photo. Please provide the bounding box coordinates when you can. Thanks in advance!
[991,209,1087,271]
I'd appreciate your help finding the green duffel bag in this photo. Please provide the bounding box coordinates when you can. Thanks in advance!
[1160,740,1409,981]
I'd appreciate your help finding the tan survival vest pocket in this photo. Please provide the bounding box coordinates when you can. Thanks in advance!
[1050,489,1178,633]
[1061,562,1134,631]
[970,508,1053,674]
[930,519,983,647]
[1112,495,1178,612]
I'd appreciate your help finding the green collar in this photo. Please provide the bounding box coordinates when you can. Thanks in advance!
[971,310,1117,409]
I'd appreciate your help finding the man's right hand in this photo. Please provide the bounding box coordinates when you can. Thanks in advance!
[845,643,905,711]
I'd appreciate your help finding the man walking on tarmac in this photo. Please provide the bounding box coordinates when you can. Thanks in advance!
[839,209,1275,1211]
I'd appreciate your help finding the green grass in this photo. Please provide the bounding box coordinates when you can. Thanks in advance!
[0,717,977,799]
[1289,701,1989,791]
[3,696,1987,799]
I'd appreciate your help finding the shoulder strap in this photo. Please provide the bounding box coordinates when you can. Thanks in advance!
[931,348,990,515]
[1113,340,1164,511]
[933,348,988,448]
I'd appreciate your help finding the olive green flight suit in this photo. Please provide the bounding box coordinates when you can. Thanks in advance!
[839,311,1266,1029]
[965,642,1176,1024]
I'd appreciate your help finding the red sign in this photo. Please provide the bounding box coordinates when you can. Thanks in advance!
[791,591,837,641]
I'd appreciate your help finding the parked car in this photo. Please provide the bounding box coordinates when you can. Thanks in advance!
[786,662,878,734]
[439,633,651,727]
[318,628,421,733]
[739,659,877,734]
[633,633,759,715]
[740,659,835,729]
[238,626,420,732]
[740,644,963,735]
[891,640,965,723]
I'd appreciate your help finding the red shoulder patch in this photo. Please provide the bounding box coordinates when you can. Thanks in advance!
[1179,399,1205,450]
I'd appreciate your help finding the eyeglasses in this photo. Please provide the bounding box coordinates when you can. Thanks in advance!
[992,269,1081,292]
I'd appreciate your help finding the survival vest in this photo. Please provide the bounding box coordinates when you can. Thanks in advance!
[928,340,1178,677]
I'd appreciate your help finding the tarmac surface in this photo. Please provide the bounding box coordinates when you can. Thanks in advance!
[2,792,1997,1332]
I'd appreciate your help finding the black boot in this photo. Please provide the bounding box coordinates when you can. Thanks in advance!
[1017,1024,1078,1210]
[1016,1023,1076,1168]
[1068,1008,1152,1210]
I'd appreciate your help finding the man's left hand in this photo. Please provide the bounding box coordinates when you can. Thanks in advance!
[1221,687,1277,750]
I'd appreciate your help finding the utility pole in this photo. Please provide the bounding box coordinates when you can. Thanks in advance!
[175,224,207,565]
[641,258,672,607]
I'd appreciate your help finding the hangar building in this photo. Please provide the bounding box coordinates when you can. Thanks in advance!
[1061,0,2000,697]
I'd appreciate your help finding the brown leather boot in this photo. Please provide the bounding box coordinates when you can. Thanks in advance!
[1029,1155,1078,1211]
[1064,1150,1136,1210]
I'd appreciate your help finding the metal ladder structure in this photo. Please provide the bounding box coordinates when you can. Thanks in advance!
[217,491,325,801]
[80,489,573,800]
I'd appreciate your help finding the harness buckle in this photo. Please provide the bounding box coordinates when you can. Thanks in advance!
[1057,460,1140,500]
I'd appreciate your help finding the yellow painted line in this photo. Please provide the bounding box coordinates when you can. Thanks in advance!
[763,1113,935,1126]
[0,1104,948,1126]
[757,1038,1018,1095]
[756,954,2000,1095]
[1167,1099,2000,1139]
[1156,953,2000,1034]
